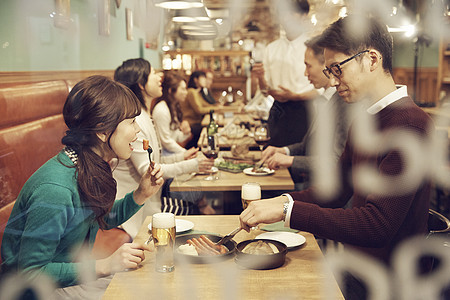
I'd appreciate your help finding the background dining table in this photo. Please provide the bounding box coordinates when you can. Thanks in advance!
[170,151,294,213]
[170,165,294,193]
[102,215,344,299]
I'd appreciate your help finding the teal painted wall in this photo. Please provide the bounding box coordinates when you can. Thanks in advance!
[393,36,440,68]
[0,0,161,72]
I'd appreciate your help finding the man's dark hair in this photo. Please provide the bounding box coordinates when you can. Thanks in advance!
[278,0,309,16]
[293,0,310,15]
[316,15,393,74]
[305,35,324,64]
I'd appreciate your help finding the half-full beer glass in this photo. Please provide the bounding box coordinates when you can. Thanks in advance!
[241,182,261,210]
[152,212,176,272]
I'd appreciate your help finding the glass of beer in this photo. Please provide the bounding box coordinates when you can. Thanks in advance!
[241,182,261,210]
[152,212,176,273]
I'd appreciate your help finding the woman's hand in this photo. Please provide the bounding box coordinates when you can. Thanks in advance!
[96,242,153,276]
[239,196,287,232]
[197,155,214,173]
[184,147,199,160]
[180,120,191,135]
[134,163,164,205]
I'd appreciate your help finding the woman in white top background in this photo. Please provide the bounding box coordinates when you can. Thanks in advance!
[112,58,215,238]
[152,71,193,155]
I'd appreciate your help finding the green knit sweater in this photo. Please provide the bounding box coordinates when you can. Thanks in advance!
[1,151,143,287]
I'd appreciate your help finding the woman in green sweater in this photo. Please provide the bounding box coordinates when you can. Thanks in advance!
[0,76,163,296]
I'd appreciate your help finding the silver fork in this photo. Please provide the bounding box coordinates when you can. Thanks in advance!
[252,159,264,172]
[144,234,153,245]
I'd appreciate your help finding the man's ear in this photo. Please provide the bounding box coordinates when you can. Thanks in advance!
[96,132,108,143]
[368,49,382,72]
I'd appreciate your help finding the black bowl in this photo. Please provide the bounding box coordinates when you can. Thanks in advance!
[175,233,237,264]
[235,239,287,270]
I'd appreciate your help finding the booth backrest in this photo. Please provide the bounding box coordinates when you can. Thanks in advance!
[0,80,69,208]
[0,81,69,262]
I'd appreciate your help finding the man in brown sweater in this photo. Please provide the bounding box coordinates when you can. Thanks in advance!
[240,15,434,299]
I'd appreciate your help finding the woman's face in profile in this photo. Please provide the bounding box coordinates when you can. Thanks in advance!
[144,68,162,99]
[173,80,188,103]
[195,75,207,88]
[108,117,140,161]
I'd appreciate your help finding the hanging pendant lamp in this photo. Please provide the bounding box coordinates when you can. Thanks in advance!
[154,0,203,10]
[172,7,209,22]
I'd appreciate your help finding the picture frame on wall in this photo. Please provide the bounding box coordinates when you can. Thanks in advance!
[126,8,133,41]
[98,0,110,36]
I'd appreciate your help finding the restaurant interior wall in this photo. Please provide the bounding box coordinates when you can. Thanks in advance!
[0,0,161,72]
[392,37,440,104]
[0,0,444,103]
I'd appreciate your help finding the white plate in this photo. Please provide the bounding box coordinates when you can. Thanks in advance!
[148,219,194,234]
[243,167,275,176]
[256,232,306,249]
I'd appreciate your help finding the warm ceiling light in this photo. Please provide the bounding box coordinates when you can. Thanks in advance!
[387,24,416,37]
[387,0,416,36]
[154,0,203,9]
[182,31,216,36]
[180,24,214,30]
[173,16,196,22]
[311,14,317,26]
[339,7,347,18]
[179,20,218,39]
[172,7,209,22]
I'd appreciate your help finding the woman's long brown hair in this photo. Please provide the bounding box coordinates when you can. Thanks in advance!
[61,75,141,229]
[153,70,185,130]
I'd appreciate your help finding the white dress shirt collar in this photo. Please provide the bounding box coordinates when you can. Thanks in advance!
[367,85,408,115]
[322,87,336,101]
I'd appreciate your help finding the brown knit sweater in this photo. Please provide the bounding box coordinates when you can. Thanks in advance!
[288,97,434,266]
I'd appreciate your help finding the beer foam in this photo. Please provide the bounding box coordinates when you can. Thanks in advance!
[242,182,261,200]
[152,212,175,228]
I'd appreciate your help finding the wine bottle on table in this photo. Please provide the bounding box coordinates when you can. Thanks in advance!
[207,109,218,136]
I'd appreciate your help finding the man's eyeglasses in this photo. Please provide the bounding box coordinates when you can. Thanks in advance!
[322,50,369,79]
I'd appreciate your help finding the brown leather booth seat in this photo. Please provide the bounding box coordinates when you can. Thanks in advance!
[0,80,131,264]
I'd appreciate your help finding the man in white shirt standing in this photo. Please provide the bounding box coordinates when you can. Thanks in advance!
[252,0,318,147]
